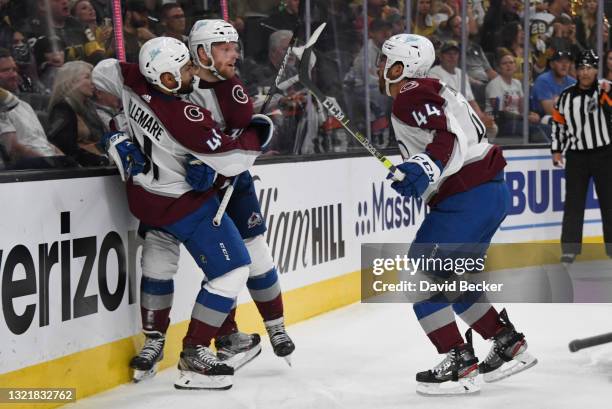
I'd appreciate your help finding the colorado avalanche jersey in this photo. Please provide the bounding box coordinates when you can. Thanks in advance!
[391,78,506,205]
[112,62,262,226]
[187,75,253,134]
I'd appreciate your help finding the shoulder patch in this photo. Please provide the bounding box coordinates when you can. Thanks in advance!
[232,85,249,104]
[184,104,205,122]
[400,81,419,94]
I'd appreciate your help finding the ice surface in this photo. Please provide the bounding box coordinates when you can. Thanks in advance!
[64,302,612,409]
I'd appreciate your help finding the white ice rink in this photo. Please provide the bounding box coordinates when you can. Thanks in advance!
[64,302,612,409]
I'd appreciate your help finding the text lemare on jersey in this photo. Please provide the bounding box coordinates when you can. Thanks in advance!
[128,99,165,141]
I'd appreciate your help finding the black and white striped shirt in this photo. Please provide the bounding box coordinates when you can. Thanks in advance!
[551,80,612,152]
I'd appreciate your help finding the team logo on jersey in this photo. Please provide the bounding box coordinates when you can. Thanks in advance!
[400,81,419,94]
[184,104,205,122]
[232,85,249,104]
[247,212,263,229]
[141,94,151,103]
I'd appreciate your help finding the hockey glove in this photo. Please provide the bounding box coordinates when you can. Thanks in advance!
[387,153,443,199]
[185,154,217,191]
[100,131,146,181]
[248,114,274,151]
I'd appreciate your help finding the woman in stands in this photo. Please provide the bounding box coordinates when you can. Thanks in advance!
[70,0,114,58]
[48,60,109,166]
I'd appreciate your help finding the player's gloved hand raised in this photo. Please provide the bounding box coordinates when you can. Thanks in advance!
[387,153,443,199]
[185,154,216,191]
[248,114,274,151]
[100,131,146,181]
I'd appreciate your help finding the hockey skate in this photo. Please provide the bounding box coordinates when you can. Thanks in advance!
[174,345,234,390]
[129,331,165,383]
[265,317,295,366]
[215,331,262,370]
[416,330,480,396]
[479,309,538,383]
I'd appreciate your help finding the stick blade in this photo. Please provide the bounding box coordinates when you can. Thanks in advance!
[304,22,327,49]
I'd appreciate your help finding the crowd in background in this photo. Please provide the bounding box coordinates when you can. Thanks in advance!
[0,0,610,170]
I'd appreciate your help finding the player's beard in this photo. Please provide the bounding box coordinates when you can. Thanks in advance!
[216,63,236,79]
[177,81,194,94]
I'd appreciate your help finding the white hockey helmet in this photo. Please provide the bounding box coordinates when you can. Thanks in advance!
[380,34,435,95]
[139,37,191,93]
[188,19,239,80]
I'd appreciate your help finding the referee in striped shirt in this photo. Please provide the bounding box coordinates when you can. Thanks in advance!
[551,49,612,264]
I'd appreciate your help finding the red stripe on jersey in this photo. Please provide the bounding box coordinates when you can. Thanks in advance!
[429,145,507,207]
[426,130,455,166]
[468,307,504,340]
[426,321,465,354]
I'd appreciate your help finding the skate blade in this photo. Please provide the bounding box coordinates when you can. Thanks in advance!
[132,363,159,383]
[283,354,292,367]
[174,371,233,390]
[223,344,262,371]
[416,377,480,396]
[483,352,538,383]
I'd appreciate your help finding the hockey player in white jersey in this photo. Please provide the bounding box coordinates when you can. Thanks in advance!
[93,37,273,390]
[121,19,294,379]
[377,34,537,395]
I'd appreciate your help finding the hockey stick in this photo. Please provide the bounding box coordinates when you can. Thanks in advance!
[568,332,612,352]
[213,10,306,226]
[296,24,404,181]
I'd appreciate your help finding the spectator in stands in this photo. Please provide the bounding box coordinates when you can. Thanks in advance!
[33,35,66,94]
[485,49,548,141]
[19,0,105,64]
[159,2,188,43]
[440,14,496,106]
[71,0,114,57]
[480,0,520,53]
[90,0,112,24]
[344,19,393,147]
[605,49,612,81]
[0,0,15,50]
[429,40,497,136]
[11,30,44,94]
[411,0,442,37]
[123,0,156,63]
[497,21,545,81]
[548,14,583,63]
[575,0,599,50]
[530,50,575,128]
[48,60,108,166]
[0,48,74,169]
[255,0,300,63]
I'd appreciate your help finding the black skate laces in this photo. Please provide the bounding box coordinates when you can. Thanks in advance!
[266,322,291,346]
[139,336,164,361]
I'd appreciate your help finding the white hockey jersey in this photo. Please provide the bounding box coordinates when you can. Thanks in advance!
[91,59,262,226]
[391,78,506,205]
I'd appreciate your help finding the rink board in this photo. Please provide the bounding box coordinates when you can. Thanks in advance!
[0,148,604,408]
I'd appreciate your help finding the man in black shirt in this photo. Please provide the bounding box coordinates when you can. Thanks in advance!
[551,50,612,263]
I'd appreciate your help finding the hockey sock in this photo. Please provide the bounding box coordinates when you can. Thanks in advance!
[247,267,284,321]
[216,305,238,338]
[414,300,464,353]
[140,276,173,333]
[452,292,504,339]
[183,287,235,348]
